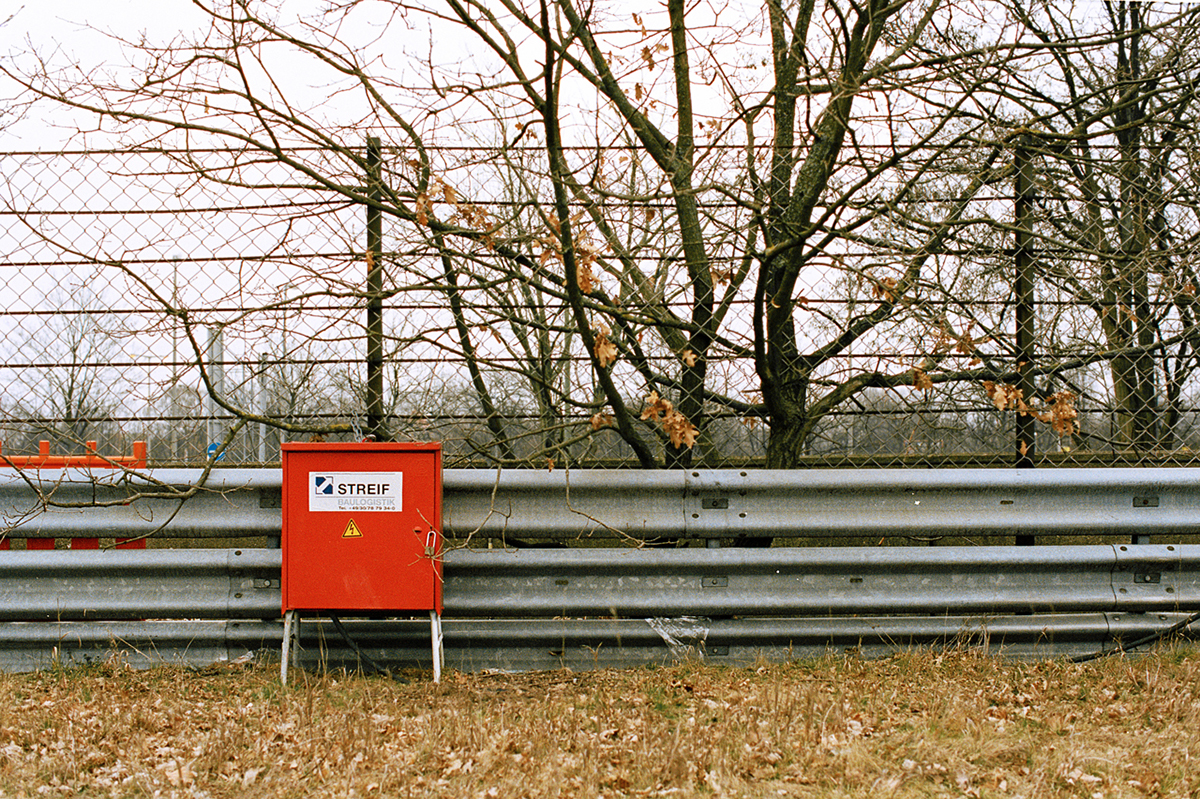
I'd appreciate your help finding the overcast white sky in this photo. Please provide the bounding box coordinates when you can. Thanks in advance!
[1,1,207,63]
[1,1,202,146]
[0,0,510,150]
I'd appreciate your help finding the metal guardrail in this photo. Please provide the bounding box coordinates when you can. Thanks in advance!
[4,545,1195,621]
[6,614,1194,673]
[0,469,281,540]
[0,549,279,621]
[3,467,1200,672]
[2,467,1199,540]
[0,545,1197,671]
[443,544,1200,617]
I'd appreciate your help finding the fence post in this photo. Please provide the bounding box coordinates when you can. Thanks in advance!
[205,327,225,453]
[366,136,386,441]
[1014,134,1036,545]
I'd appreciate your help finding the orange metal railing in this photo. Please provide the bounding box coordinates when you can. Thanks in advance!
[0,440,149,550]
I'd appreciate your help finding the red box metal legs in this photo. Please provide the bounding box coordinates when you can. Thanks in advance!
[281,442,443,682]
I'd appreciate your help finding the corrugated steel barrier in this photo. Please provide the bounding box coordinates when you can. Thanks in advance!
[6,614,1195,673]
[3,467,1200,671]
[0,545,1197,671]
[2,467,1200,541]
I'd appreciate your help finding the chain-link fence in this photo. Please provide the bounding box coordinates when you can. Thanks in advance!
[1,140,1198,469]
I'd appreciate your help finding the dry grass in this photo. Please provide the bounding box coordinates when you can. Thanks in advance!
[0,646,1197,797]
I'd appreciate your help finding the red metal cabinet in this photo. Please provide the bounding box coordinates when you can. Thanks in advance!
[281,442,442,614]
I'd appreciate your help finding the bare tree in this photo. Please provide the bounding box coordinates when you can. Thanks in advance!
[3,288,120,452]
[5,0,1199,472]
[941,0,1200,455]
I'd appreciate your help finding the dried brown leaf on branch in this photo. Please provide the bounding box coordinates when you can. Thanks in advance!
[931,327,955,355]
[640,390,672,422]
[575,239,601,294]
[982,383,1077,437]
[453,203,496,249]
[913,368,933,391]
[640,391,697,449]
[872,276,898,302]
[1035,391,1078,437]
[593,325,618,368]
[577,262,599,294]
[415,192,431,226]
[590,412,614,430]
[983,381,1023,413]
[955,323,990,356]
[662,410,698,448]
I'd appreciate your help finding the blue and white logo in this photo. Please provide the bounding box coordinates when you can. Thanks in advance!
[307,471,403,512]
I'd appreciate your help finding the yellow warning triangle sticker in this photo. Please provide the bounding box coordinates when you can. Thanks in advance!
[342,519,364,539]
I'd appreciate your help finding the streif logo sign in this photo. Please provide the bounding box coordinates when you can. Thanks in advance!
[308,471,403,512]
